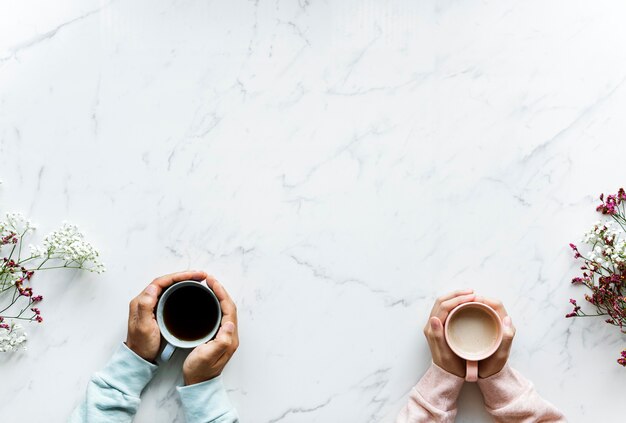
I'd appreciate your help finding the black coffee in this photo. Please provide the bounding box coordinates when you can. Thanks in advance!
[163,285,219,341]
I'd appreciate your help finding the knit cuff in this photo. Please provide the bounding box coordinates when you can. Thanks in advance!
[476,365,529,409]
[415,363,464,411]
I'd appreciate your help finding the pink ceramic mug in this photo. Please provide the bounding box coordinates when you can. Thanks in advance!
[444,302,503,382]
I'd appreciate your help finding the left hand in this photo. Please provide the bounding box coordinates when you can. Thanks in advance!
[475,296,516,378]
[125,270,208,362]
[183,275,239,385]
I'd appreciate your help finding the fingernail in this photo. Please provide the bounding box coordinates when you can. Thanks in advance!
[503,316,512,327]
[145,285,158,296]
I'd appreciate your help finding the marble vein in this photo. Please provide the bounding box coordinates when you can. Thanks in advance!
[1,5,106,61]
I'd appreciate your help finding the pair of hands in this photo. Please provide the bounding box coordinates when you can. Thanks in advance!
[424,289,515,379]
[125,270,239,386]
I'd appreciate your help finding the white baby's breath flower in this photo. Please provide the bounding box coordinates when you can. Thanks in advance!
[29,244,46,258]
[4,212,36,232]
[0,324,27,353]
[40,222,105,273]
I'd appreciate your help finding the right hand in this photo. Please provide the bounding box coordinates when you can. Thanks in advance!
[126,270,208,362]
[182,275,239,386]
[423,289,476,378]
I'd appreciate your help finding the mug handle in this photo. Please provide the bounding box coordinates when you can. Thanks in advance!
[157,342,176,365]
[466,360,478,382]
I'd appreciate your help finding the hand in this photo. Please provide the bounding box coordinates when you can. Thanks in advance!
[183,275,239,385]
[126,270,208,362]
[475,296,516,378]
[423,289,476,378]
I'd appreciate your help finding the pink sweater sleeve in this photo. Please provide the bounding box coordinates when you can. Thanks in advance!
[395,363,464,423]
[476,365,567,422]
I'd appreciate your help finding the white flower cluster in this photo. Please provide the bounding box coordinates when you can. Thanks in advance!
[1,212,36,233]
[0,324,27,353]
[33,222,105,273]
[582,221,619,244]
[582,221,626,266]
[0,212,36,240]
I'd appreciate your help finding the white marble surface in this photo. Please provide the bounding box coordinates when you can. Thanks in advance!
[1,0,626,421]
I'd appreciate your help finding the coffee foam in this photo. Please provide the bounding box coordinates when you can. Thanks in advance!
[447,306,498,355]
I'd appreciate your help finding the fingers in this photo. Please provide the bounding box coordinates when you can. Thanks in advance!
[436,289,475,304]
[151,270,208,293]
[204,275,233,303]
[430,289,474,317]
[501,315,516,344]
[214,321,236,349]
[493,315,516,360]
[199,321,237,359]
[135,284,159,321]
[205,275,238,326]
[475,296,508,320]
[434,293,476,322]
[204,276,239,351]
[132,270,208,321]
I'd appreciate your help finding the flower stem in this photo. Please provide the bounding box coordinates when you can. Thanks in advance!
[26,265,83,271]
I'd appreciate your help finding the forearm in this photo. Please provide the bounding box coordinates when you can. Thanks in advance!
[177,375,239,423]
[68,343,157,423]
[477,365,566,422]
[395,363,463,423]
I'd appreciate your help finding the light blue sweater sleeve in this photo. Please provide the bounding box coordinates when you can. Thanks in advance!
[69,343,239,423]
[68,343,157,423]
[177,375,239,423]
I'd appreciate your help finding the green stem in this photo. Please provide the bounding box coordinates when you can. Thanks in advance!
[612,216,626,233]
[0,294,22,314]
[0,284,15,294]
[35,257,50,271]
[17,256,38,266]
[17,233,24,262]
[15,299,34,318]
[5,316,35,321]
[6,242,17,263]
[11,284,18,302]
[26,264,82,271]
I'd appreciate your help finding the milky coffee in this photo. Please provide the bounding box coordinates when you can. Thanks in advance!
[446,305,498,355]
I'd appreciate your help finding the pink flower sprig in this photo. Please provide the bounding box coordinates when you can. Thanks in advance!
[1,223,48,331]
[596,189,626,216]
[567,188,626,367]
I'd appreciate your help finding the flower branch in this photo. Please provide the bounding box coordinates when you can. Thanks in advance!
[1,213,104,352]
[567,188,626,367]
